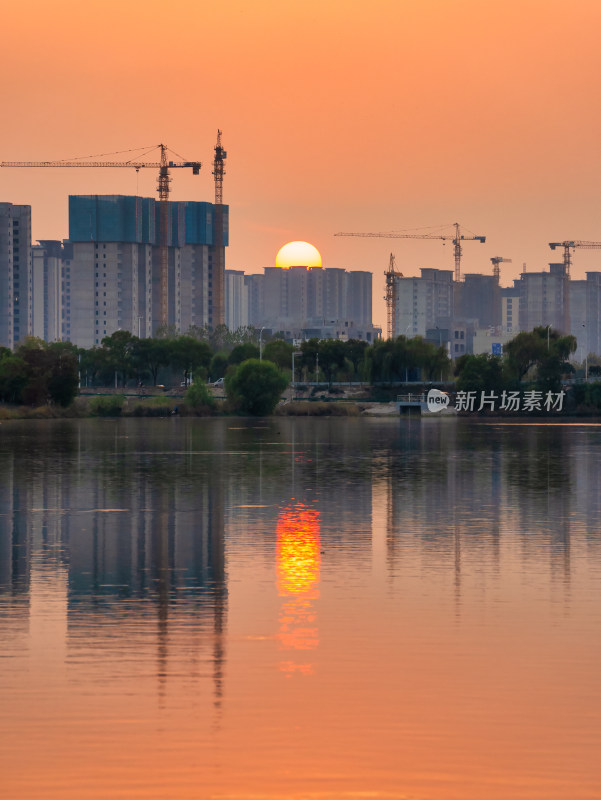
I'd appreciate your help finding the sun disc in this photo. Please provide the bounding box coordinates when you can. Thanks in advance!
[275,241,322,269]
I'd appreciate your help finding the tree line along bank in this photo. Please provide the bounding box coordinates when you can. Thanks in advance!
[0,325,599,416]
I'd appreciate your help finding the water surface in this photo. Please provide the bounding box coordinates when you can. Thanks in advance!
[1,417,600,799]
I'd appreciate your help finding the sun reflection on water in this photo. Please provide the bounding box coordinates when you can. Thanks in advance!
[276,502,321,674]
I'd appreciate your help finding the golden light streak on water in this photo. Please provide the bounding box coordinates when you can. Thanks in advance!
[276,503,321,672]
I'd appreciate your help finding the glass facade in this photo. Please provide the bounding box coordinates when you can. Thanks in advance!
[69,196,229,247]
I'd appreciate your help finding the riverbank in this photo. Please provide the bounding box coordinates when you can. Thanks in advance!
[0,395,368,420]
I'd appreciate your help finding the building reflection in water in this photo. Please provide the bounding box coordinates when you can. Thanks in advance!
[0,420,228,719]
[382,421,577,608]
[276,502,321,675]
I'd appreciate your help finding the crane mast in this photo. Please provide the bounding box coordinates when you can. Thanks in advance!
[1,145,202,330]
[211,130,227,328]
[384,253,404,339]
[548,240,601,334]
[548,240,601,276]
[157,144,171,327]
[213,130,226,204]
[490,256,512,282]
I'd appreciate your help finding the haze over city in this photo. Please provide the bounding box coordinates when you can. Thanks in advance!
[4,0,601,330]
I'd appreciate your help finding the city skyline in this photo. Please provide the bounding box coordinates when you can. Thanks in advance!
[3,0,601,330]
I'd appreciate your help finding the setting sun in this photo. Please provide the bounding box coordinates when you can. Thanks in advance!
[275,241,322,269]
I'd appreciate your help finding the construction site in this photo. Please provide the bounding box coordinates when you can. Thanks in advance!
[336,225,601,361]
[3,139,601,359]
[1,136,228,349]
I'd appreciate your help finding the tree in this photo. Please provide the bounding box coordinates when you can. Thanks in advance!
[79,345,114,387]
[505,327,577,391]
[225,359,288,415]
[454,353,506,394]
[344,339,369,379]
[409,337,449,381]
[263,339,293,370]
[46,342,79,406]
[186,324,212,342]
[229,326,259,345]
[209,352,229,382]
[209,324,233,352]
[101,330,138,386]
[0,352,28,403]
[155,323,178,339]
[299,339,321,381]
[131,338,170,386]
[318,339,347,386]
[13,338,79,406]
[229,342,260,365]
[168,336,212,385]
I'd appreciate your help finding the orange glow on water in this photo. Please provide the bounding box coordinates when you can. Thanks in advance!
[276,503,321,671]
[276,503,321,598]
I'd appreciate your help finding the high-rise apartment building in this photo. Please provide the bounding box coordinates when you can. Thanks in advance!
[224,270,249,330]
[347,271,372,326]
[394,268,454,338]
[518,263,568,334]
[251,265,376,340]
[0,203,32,348]
[31,240,65,342]
[64,195,228,347]
[570,272,601,361]
[501,282,521,334]
[460,273,500,328]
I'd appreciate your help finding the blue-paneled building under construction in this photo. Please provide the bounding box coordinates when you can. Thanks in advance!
[63,195,228,347]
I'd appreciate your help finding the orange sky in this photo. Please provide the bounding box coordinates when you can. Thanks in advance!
[3,0,601,328]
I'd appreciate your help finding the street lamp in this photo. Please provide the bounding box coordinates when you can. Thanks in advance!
[259,327,265,360]
[291,350,301,388]
[435,326,443,382]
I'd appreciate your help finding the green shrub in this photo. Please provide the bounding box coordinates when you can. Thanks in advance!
[185,381,216,411]
[226,360,288,416]
[275,401,360,416]
[89,395,125,416]
[129,403,172,417]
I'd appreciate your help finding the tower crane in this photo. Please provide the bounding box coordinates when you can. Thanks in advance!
[384,253,403,339]
[548,240,601,276]
[335,222,486,283]
[1,144,202,327]
[211,131,227,327]
[490,256,512,282]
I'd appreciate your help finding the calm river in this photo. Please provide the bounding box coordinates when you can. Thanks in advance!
[1,417,600,800]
